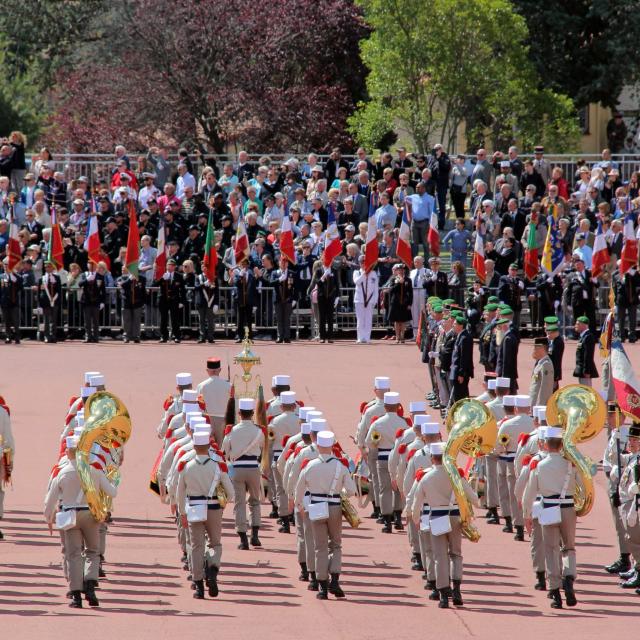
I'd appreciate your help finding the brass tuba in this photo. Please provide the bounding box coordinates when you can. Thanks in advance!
[77,391,132,522]
[444,398,497,542]
[546,384,606,516]
[341,491,361,528]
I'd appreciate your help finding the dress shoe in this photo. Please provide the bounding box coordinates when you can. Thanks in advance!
[619,567,637,580]
[276,338,283,343]
[173,338,181,343]
[621,571,640,588]
[197,337,206,343]
[278,518,291,534]
[427,580,439,600]
[486,507,500,524]
[605,555,631,574]
[381,515,393,533]
[206,566,219,598]
[393,511,404,530]
[158,338,167,343]
[84,580,99,607]
[514,525,525,541]
[316,580,329,600]
[284,339,291,343]
[208,339,215,343]
[502,516,513,533]
[438,588,450,608]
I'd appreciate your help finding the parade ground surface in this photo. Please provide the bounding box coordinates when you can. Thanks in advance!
[0,339,635,639]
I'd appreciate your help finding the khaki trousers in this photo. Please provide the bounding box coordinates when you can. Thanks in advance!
[65,510,100,591]
[608,475,630,554]
[0,484,4,518]
[407,519,420,555]
[530,518,545,573]
[418,529,436,582]
[303,511,316,570]
[210,416,225,448]
[367,449,381,506]
[295,511,307,564]
[542,507,576,590]
[311,504,343,581]
[99,522,107,557]
[622,502,640,565]
[272,462,289,517]
[498,459,523,524]
[376,459,393,516]
[232,467,261,533]
[188,508,223,581]
[430,516,463,589]
[59,530,69,580]
[485,455,499,509]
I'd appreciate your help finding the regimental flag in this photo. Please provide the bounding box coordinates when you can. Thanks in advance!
[48,204,65,271]
[541,212,565,276]
[6,202,22,272]
[322,202,341,268]
[234,213,250,263]
[154,217,168,279]
[396,203,412,268]
[523,209,539,281]
[125,199,140,277]
[202,209,218,282]
[620,211,638,276]
[611,338,640,421]
[472,215,486,283]
[364,194,379,273]
[591,220,609,279]
[279,201,295,264]
[427,205,440,257]
[84,206,101,266]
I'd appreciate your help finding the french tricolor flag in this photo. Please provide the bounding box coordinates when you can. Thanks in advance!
[591,220,609,279]
[611,338,640,420]
[620,212,638,276]
[396,203,412,268]
[364,193,379,272]
[322,203,342,268]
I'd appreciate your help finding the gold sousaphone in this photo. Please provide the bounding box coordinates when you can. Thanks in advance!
[445,398,498,542]
[77,391,132,522]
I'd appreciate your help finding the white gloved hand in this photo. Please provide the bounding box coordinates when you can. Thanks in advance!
[292,301,297,309]
[99,303,105,311]
[213,305,219,313]
[163,272,170,280]
[518,281,525,289]
[334,298,339,309]
[178,303,184,309]
[629,482,640,496]
[36,306,43,313]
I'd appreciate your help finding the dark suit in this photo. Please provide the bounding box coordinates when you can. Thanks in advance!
[613,269,640,340]
[498,275,524,326]
[548,334,564,389]
[119,275,146,341]
[449,328,474,403]
[425,271,449,299]
[573,330,599,381]
[79,272,106,342]
[232,270,256,340]
[271,268,296,342]
[479,319,496,371]
[497,326,520,392]
[308,265,340,341]
[351,193,368,225]
[38,273,62,341]
[194,274,219,342]
[0,273,23,342]
[154,271,185,341]
[564,269,596,329]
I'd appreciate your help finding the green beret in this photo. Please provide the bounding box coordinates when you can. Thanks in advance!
[167,258,177,266]
[544,316,559,324]
[432,305,443,313]
[509,263,519,269]
[495,318,510,325]
[545,324,559,331]
[454,316,467,326]
[576,315,589,324]
[485,303,499,311]
[499,307,514,316]
[487,296,499,303]
[442,298,455,305]
[428,296,442,303]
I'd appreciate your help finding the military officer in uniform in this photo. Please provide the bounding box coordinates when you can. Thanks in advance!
[197,358,231,445]
[449,315,474,405]
[478,303,498,372]
[0,397,14,539]
[410,441,479,608]
[523,427,583,609]
[0,258,23,344]
[573,316,598,386]
[44,435,118,608]
[295,429,356,600]
[613,261,640,342]
[176,426,235,599]
[222,397,265,550]
[425,257,449,299]
[118,268,146,343]
[79,261,106,343]
[272,255,297,343]
[353,254,379,344]
[193,271,219,343]
[564,255,596,330]
[496,310,520,393]
[485,376,510,524]
[37,260,62,343]
[529,337,554,407]
[498,263,525,328]
[154,258,186,343]
[545,317,564,391]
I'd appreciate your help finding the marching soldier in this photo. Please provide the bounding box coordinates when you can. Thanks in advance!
[222,397,265,550]
[523,427,583,609]
[496,395,533,540]
[529,337,554,407]
[79,261,106,343]
[267,374,292,419]
[37,260,62,343]
[118,268,146,343]
[157,372,192,439]
[1,258,23,344]
[545,318,564,391]
[295,429,357,600]
[0,397,14,539]
[365,391,406,533]
[154,258,186,343]
[44,435,118,608]
[410,441,479,608]
[197,358,231,446]
[573,316,599,386]
[177,426,235,599]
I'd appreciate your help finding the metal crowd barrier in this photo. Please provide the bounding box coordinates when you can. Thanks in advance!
[1,284,621,340]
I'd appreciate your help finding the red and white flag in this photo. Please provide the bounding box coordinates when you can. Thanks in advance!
[279,212,295,264]
[591,220,609,279]
[611,337,640,421]
[620,212,638,276]
[472,217,486,283]
[154,218,168,279]
[84,205,101,266]
[322,203,342,268]
[364,194,379,273]
[234,214,250,263]
[427,207,440,257]
[6,203,22,271]
[396,203,412,268]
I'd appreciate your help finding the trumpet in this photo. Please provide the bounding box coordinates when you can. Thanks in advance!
[341,492,361,528]
[498,433,510,446]
[371,430,381,445]
[216,483,228,509]
[268,428,276,441]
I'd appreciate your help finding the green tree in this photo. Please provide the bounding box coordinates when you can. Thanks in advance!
[351,0,580,153]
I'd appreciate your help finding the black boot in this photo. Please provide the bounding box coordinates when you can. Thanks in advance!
[620,570,640,588]
[502,516,513,533]
[193,579,205,599]
[206,566,219,598]
[486,507,500,525]
[308,571,319,591]
[237,531,249,550]
[250,526,262,547]
[328,573,345,598]
[299,562,309,582]
[549,588,562,609]
[605,554,631,574]
[278,518,291,534]
[69,590,83,608]
[411,553,424,571]
[369,504,380,519]
[393,510,404,531]
[381,514,393,533]
[84,580,99,607]
[534,571,547,591]
[438,587,450,608]
[316,579,329,600]
[427,580,439,600]
[563,576,577,606]
[269,502,279,519]
[619,567,637,580]
[514,525,525,541]
[98,562,106,578]
[451,580,463,606]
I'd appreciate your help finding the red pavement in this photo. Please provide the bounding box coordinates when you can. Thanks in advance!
[0,338,636,639]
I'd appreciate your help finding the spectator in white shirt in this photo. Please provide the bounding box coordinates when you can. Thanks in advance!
[176,163,196,199]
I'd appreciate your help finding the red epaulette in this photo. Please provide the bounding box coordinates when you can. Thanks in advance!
[51,464,61,478]
[281,434,290,447]
[457,467,465,478]
[407,449,417,461]
[0,395,6,405]
[518,433,531,447]
[267,415,274,424]
[169,438,177,446]
[339,457,349,468]
[218,461,228,473]
[68,395,79,407]
[285,448,295,461]
[359,401,368,414]
[521,454,533,467]
[529,459,539,471]
[297,400,305,407]
[404,416,413,427]
[301,458,311,470]
[415,468,427,482]
[397,405,404,417]
[165,428,174,439]
[371,415,380,424]
[197,396,206,411]
[90,462,103,470]
[224,424,233,437]
[395,428,405,439]
[163,395,174,411]
[294,444,303,456]
[177,449,187,459]
[398,443,408,455]
[177,459,187,473]
[65,413,74,426]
